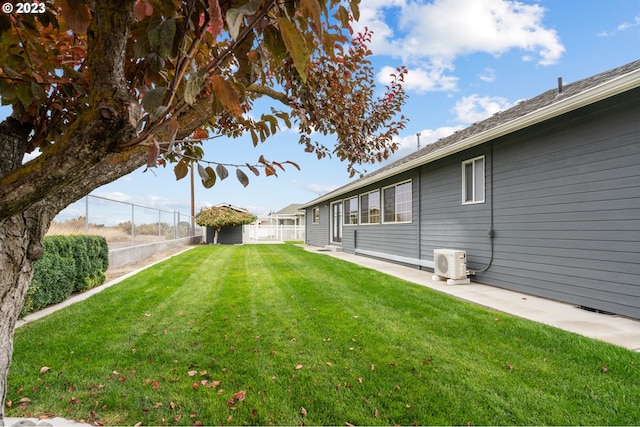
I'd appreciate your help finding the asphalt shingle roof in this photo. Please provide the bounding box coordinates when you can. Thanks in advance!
[302,58,640,207]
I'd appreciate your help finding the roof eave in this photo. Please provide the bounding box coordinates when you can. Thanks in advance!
[300,67,640,209]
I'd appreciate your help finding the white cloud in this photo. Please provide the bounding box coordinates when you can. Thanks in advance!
[478,67,496,83]
[599,15,640,36]
[93,191,189,211]
[378,65,458,93]
[388,126,463,160]
[452,94,514,123]
[359,0,565,91]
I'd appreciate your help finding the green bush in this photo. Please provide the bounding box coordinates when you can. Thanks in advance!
[21,235,109,317]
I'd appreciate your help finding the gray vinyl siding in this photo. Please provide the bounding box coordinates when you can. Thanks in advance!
[305,204,329,246]
[302,79,640,318]
[419,148,493,270]
[346,171,418,259]
[478,90,640,318]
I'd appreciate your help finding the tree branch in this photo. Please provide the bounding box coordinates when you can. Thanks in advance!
[247,84,291,106]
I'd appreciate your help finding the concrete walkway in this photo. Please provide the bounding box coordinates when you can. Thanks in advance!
[301,245,640,352]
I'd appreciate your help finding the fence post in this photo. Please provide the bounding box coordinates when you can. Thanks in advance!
[85,196,89,236]
[131,204,135,246]
[174,211,177,239]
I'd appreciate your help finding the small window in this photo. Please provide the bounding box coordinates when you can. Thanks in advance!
[382,181,412,223]
[462,156,485,204]
[360,190,380,224]
[343,197,358,225]
[312,207,320,224]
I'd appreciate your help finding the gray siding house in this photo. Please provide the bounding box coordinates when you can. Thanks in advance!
[301,60,640,319]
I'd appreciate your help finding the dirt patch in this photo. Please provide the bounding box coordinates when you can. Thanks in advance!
[104,245,198,283]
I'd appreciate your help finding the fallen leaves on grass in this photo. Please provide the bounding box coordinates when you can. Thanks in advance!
[39,366,51,374]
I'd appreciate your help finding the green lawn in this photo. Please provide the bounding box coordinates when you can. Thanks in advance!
[7,244,640,426]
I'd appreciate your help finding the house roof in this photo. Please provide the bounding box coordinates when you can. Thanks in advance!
[301,59,640,208]
[274,203,305,216]
[214,203,249,213]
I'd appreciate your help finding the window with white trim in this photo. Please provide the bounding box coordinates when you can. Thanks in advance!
[360,190,380,224]
[343,197,359,225]
[383,181,412,223]
[462,156,485,204]
[312,207,320,224]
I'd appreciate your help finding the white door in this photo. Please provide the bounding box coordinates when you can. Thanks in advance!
[331,202,342,244]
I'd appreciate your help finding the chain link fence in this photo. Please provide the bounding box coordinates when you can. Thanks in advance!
[47,195,202,249]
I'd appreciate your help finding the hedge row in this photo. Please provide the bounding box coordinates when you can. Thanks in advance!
[21,235,109,317]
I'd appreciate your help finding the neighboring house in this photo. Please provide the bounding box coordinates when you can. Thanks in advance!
[272,203,306,225]
[301,60,640,319]
[248,204,306,242]
[203,203,251,245]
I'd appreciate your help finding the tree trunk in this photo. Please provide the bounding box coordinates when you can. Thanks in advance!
[0,203,54,426]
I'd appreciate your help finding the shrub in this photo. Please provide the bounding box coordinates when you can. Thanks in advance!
[21,235,109,317]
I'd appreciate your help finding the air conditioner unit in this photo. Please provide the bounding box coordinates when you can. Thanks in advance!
[433,249,469,284]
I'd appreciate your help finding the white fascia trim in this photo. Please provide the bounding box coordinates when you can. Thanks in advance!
[302,68,640,208]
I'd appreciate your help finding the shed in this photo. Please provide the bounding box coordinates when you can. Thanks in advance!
[202,203,251,245]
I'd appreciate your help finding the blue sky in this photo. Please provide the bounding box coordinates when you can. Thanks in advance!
[5,0,640,218]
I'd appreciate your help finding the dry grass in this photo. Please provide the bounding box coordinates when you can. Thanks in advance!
[47,222,130,242]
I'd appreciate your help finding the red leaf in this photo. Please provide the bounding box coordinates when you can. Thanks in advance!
[208,0,223,39]
[147,138,160,168]
[232,390,246,401]
[284,160,301,170]
[246,163,260,176]
[60,0,91,34]
[134,0,153,20]
[152,380,160,389]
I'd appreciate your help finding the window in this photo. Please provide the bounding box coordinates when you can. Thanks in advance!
[462,156,485,204]
[343,197,359,225]
[360,190,380,224]
[312,207,320,224]
[382,181,412,223]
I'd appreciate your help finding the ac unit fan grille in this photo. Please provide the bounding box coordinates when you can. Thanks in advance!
[436,254,449,275]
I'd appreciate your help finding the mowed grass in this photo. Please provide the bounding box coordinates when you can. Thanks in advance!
[7,244,640,426]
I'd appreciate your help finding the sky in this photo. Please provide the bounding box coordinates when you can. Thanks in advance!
[4,0,640,220]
